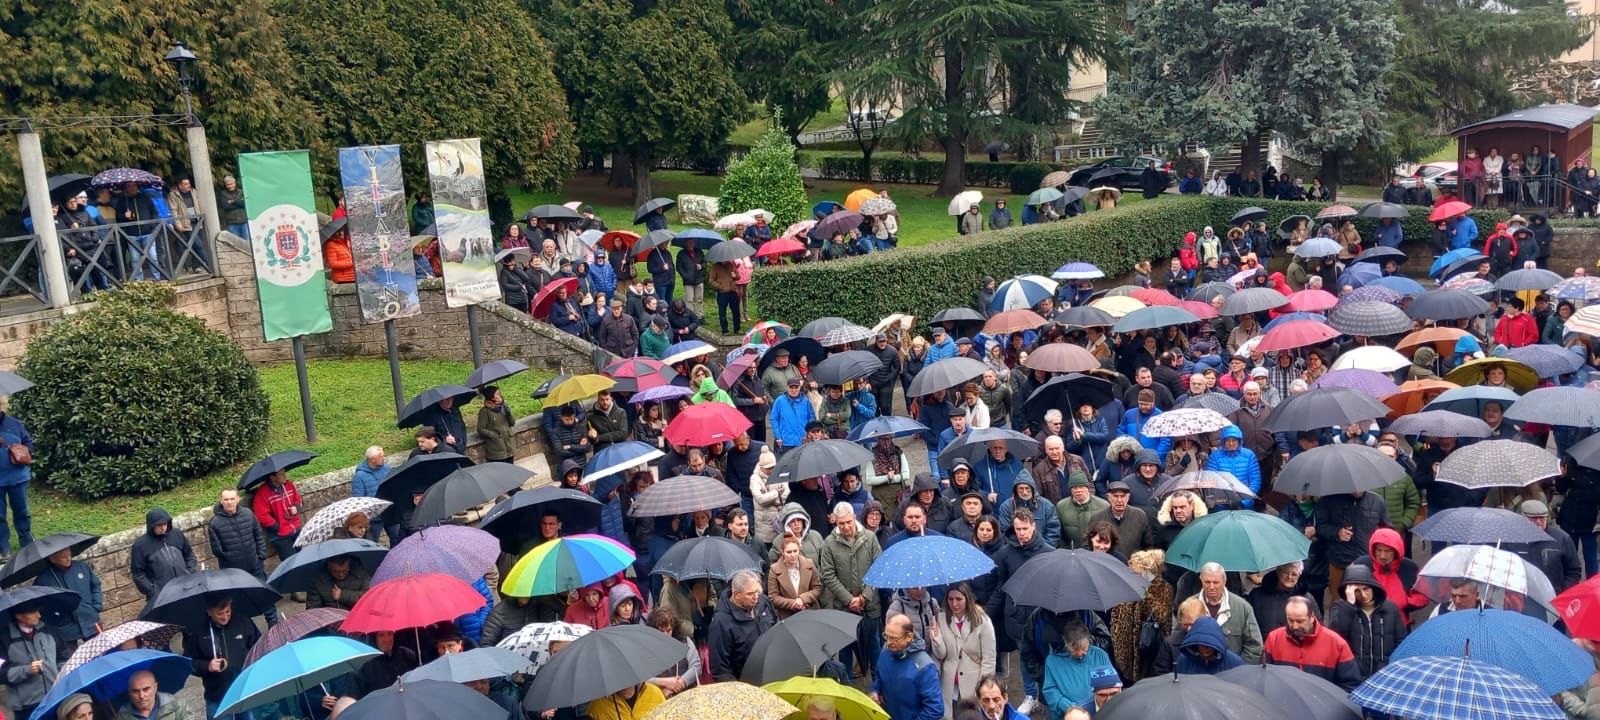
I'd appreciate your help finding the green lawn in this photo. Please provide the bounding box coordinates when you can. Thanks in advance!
[25,359,551,539]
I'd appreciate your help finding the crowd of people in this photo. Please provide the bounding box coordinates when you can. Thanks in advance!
[27,173,219,294]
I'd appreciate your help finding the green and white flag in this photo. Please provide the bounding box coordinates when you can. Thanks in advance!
[239,150,333,341]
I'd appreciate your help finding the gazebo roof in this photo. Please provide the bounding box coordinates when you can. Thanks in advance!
[1452,104,1597,136]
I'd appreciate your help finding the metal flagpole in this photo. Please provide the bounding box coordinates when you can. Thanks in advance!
[292,337,317,443]
[467,305,483,367]
[385,320,404,417]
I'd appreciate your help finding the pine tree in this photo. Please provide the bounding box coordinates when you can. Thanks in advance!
[719,117,809,228]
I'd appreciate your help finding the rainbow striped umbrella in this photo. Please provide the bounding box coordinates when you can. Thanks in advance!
[501,534,636,598]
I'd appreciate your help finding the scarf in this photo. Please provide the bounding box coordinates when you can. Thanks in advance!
[874,440,901,476]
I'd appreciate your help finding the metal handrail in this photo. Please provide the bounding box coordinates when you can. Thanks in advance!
[56,215,214,297]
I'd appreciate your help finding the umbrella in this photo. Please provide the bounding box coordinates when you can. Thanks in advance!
[1227,268,1262,287]
[1001,549,1149,612]
[984,309,1049,334]
[818,323,875,348]
[846,416,929,444]
[633,198,676,224]
[1089,295,1145,318]
[862,535,995,589]
[1022,373,1117,419]
[1328,301,1412,337]
[1503,386,1600,425]
[1187,282,1237,303]
[1219,287,1288,316]
[525,204,583,222]
[771,439,874,483]
[905,357,989,398]
[403,646,531,684]
[546,373,615,407]
[1274,444,1406,496]
[529,277,581,319]
[743,320,792,345]
[1257,320,1340,352]
[652,536,762,581]
[661,339,716,366]
[648,683,797,720]
[1330,346,1410,372]
[19,173,93,213]
[523,624,687,710]
[576,228,604,250]
[1098,674,1283,720]
[29,650,190,720]
[741,610,861,684]
[266,538,387,593]
[946,190,984,215]
[295,496,393,547]
[1032,170,1070,190]
[930,306,986,331]
[1397,327,1470,355]
[215,636,380,717]
[1497,268,1564,292]
[344,680,505,720]
[1177,300,1220,319]
[238,450,318,492]
[1311,368,1400,398]
[496,621,592,672]
[0,532,98,587]
[343,573,486,634]
[495,246,532,265]
[1371,275,1427,296]
[1026,187,1064,206]
[1217,665,1363,720]
[1023,343,1100,373]
[1166,510,1312,573]
[1089,185,1123,200]
[1111,306,1200,333]
[1415,507,1549,544]
[1430,248,1486,277]
[799,317,852,339]
[582,441,665,485]
[1181,392,1241,415]
[1351,656,1563,720]
[755,237,807,259]
[1151,471,1258,500]
[61,621,182,676]
[597,230,641,253]
[1435,439,1559,489]
[1557,575,1600,642]
[1353,245,1410,265]
[532,374,569,399]
[716,354,759,391]
[1437,256,1487,283]
[629,475,740,516]
[1444,358,1539,392]
[1359,202,1410,220]
[756,336,826,378]
[140,569,279,624]
[1553,277,1600,302]
[812,200,845,216]
[604,356,678,393]
[663,402,752,447]
[1263,388,1390,432]
[1428,199,1474,221]
[1053,306,1116,328]
[396,385,476,428]
[859,197,897,216]
[1340,285,1403,307]
[412,463,534,527]
[1139,408,1232,438]
[1424,384,1521,417]
[465,359,529,390]
[1387,410,1492,438]
[706,239,755,263]
[764,677,888,720]
[991,275,1058,312]
[1284,289,1339,312]
[89,167,163,190]
[0,586,77,619]
[371,524,498,584]
[1408,289,1491,321]
[936,427,1041,470]
[1230,206,1269,225]
[1504,345,1586,380]
[629,229,675,258]
[1294,237,1344,258]
[1417,544,1555,613]
[478,486,603,553]
[1317,204,1358,220]
[244,608,348,667]
[1392,608,1591,695]
[1052,262,1104,280]
[714,212,758,230]
[1382,380,1461,418]
[1569,432,1600,472]
[0,370,33,396]
[502,534,636,597]
[671,228,723,250]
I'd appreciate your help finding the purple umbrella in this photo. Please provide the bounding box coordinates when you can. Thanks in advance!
[1312,369,1400,398]
[371,525,499,584]
[90,167,164,190]
[813,210,864,240]
[1503,345,1586,379]
[1338,285,1403,307]
[629,384,693,404]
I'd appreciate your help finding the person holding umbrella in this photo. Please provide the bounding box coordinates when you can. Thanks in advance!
[185,595,260,720]
[251,470,303,563]
[4,596,57,719]
[306,557,371,611]
[32,545,103,661]
[585,675,664,720]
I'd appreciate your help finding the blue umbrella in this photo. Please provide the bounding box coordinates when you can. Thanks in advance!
[991,275,1058,312]
[1424,385,1519,417]
[1503,345,1585,379]
[1351,655,1564,720]
[671,228,723,249]
[661,340,715,366]
[1430,248,1485,278]
[846,415,930,444]
[582,440,665,484]
[726,343,768,365]
[1337,262,1383,289]
[216,637,380,717]
[31,650,191,720]
[1370,275,1426,296]
[812,201,844,216]
[1264,312,1326,331]
[1052,262,1103,280]
[862,535,995,589]
[1390,609,1590,695]
[1111,306,1201,334]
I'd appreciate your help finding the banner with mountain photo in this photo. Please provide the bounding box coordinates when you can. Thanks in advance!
[339,145,421,323]
[425,138,499,307]
[238,150,333,341]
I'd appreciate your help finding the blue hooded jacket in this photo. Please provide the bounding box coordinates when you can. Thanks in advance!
[870,638,944,720]
[593,473,628,545]
[456,576,495,643]
[1373,220,1403,249]
[1204,425,1261,508]
[1175,616,1244,675]
[351,460,389,498]
[927,335,959,363]
[997,474,1061,548]
[587,252,617,297]
[1449,216,1478,250]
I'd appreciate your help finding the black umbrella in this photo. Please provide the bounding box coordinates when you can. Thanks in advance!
[466,360,529,390]
[706,241,755,263]
[524,204,583,222]
[1088,168,1122,185]
[1406,289,1490,321]
[532,374,569,399]
[1053,306,1116,328]
[1386,410,1491,439]
[632,198,676,225]
[905,357,989,399]
[0,585,79,618]
[140,569,281,623]
[931,307,986,336]
[1023,373,1116,420]
[0,371,33,396]
[937,428,1041,470]
[1186,282,1237,303]
[799,317,852,340]
[397,385,477,429]
[345,679,505,720]
[1220,287,1289,316]
[265,539,387,593]
[652,536,762,581]
[238,450,319,492]
[523,624,687,710]
[756,336,826,377]
[411,464,534,527]
[19,173,94,213]
[320,216,348,243]
[1097,673,1283,720]
[478,487,603,554]
[812,350,882,386]
[771,439,874,484]
[375,452,473,505]
[1279,214,1312,234]
[1438,255,1484,281]
[1230,206,1268,225]
[1273,444,1405,497]
[630,229,675,256]
[1217,665,1362,720]
[814,210,864,240]
[1060,186,1090,205]
[1358,201,1410,220]
[0,532,98,588]
[1002,549,1149,612]
[740,609,861,684]
[1353,246,1407,265]
[1263,388,1390,433]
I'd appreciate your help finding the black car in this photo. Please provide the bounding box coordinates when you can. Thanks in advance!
[1066,155,1173,190]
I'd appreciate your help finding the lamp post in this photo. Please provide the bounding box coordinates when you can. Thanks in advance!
[166,41,222,256]
[164,42,197,123]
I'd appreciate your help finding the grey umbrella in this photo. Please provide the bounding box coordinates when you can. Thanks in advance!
[411,463,535,527]
[523,625,688,710]
[1274,444,1406,496]
[906,357,989,398]
[651,536,762,581]
[741,610,860,684]
[1097,674,1283,720]
[1503,386,1600,426]
[1496,268,1564,292]
[705,240,754,263]
[1386,410,1492,438]
[1230,206,1268,225]
[1187,282,1236,303]
[525,204,583,222]
[629,229,674,256]
[812,350,882,386]
[403,646,531,683]
[1358,202,1410,220]
[1353,246,1407,265]
[0,370,35,396]
[465,359,529,390]
[937,427,1040,469]
[1053,306,1116,328]
[1219,287,1289,316]
[1571,432,1600,472]
[1414,507,1550,544]
[1328,301,1412,336]
[1436,439,1560,489]
[1406,289,1491,321]
[771,439,873,483]
[266,539,387,593]
[799,316,852,339]
[1181,392,1241,415]
[1263,388,1390,433]
[1111,306,1201,333]
[1002,549,1150,613]
[632,198,675,224]
[1218,665,1363,720]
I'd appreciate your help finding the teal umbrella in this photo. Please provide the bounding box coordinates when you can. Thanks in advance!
[1166,510,1311,573]
[1026,187,1064,206]
[215,636,380,717]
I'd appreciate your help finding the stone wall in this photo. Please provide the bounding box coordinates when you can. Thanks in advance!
[0,278,230,370]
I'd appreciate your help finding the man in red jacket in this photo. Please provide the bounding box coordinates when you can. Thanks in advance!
[1493,297,1540,348]
[252,470,303,560]
[1263,596,1362,691]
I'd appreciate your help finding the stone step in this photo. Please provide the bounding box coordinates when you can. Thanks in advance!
[518,451,553,488]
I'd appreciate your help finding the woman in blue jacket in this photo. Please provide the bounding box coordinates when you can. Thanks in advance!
[1204,425,1261,508]
[0,398,33,556]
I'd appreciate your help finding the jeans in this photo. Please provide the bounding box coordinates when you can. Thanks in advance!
[269,532,300,562]
[0,482,33,554]
[227,222,251,240]
[1581,532,1599,578]
[653,277,675,306]
[1022,659,1038,697]
[249,569,282,626]
[716,291,741,333]
[129,233,164,281]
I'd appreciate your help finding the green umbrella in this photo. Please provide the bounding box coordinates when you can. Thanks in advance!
[1166,510,1310,573]
[1026,187,1064,206]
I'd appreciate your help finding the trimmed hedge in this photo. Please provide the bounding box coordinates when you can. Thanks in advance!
[748,196,1507,328]
[813,156,1071,188]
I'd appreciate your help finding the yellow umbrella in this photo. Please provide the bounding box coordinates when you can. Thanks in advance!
[545,373,616,406]
[844,188,879,213]
[764,677,889,720]
[1442,357,1539,393]
[1089,295,1146,319]
[645,682,796,720]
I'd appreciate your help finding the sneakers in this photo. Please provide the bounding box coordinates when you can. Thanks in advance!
[1017,696,1038,715]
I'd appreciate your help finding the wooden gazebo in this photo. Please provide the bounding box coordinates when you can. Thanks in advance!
[1452,103,1596,170]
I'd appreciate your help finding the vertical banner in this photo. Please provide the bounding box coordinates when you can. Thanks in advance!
[339,145,421,323]
[425,138,500,307]
[238,150,333,341]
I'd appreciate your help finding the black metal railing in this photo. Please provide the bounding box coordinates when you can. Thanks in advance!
[56,215,214,297]
[0,233,49,314]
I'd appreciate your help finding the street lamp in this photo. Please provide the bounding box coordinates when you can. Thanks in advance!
[165,42,198,123]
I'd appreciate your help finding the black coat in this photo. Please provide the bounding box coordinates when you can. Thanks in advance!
[186,613,262,702]
[675,248,706,286]
[1314,493,1390,568]
[422,405,468,454]
[985,533,1053,645]
[706,591,778,681]
[1327,598,1406,681]
[129,509,196,599]
[1140,167,1167,199]
[207,503,267,574]
[1511,525,1583,593]
[498,265,530,308]
[597,312,639,358]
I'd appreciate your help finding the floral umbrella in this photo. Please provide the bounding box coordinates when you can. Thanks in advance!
[1139,408,1231,437]
[294,496,392,547]
[59,621,181,676]
[495,621,592,674]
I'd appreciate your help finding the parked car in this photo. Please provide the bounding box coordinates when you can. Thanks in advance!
[1394,161,1458,193]
[1067,155,1173,190]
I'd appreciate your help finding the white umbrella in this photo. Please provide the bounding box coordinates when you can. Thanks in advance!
[1330,346,1410,373]
[295,496,393,547]
[714,212,758,230]
[947,190,984,215]
[1418,544,1556,617]
[497,621,593,674]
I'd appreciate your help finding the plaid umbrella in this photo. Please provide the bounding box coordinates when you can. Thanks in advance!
[294,496,392,547]
[1180,392,1240,415]
[1338,285,1403,307]
[495,621,592,673]
[1414,507,1550,544]
[1436,439,1559,489]
[1387,410,1492,438]
[819,323,874,347]
[90,167,163,190]
[1329,301,1412,337]
[1139,408,1231,437]
[1503,346,1586,380]
[243,607,348,667]
[371,525,499,584]
[59,621,181,676]
[628,475,740,516]
[1311,368,1400,398]
[1417,544,1555,611]
[1351,655,1563,720]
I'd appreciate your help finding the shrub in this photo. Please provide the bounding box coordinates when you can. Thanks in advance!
[811,156,1071,188]
[1009,163,1052,195]
[719,124,811,229]
[14,283,269,498]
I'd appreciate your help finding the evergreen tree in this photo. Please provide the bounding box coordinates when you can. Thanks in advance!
[718,119,809,228]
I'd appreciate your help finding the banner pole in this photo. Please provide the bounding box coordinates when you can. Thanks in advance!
[385,319,404,418]
[467,305,483,368]
[292,336,317,443]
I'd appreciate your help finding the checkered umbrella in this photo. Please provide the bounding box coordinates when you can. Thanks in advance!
[1392,608,1593,695]
[495,621,592,674]
[628,475,740,516]
[243,607,348,667]
[1139,408,1231,437]
[1338,285,1403,307]
[1151,470,1258,499]
[1417,543,1556,614]
[1436,439,1560,489]
[295,496,392,547]
[1351,655,1563,720]
[59,621,181,676]
[1180,392,1240,415]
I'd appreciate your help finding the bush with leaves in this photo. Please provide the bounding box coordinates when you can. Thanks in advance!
[1009,163,1052,195]
[718,123,811,229]
[14,283,268,499]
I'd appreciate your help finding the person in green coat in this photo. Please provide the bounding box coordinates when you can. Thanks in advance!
[476,386,516,463]
[693,377,734,407]
[1374,444,1420,536]
[1543,300,1573,346]
[640,318,670,360]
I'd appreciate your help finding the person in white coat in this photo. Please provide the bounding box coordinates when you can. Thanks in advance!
[929,583,996,718]
[749,449,787,545]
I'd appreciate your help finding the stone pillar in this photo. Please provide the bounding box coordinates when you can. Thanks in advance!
[17,125,71,308]
[187,123,222,263]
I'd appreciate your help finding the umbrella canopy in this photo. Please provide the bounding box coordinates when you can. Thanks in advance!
[1022,373,1117,420]
[1177,300,1220,319]
[1026,187,1064,206]
[1151,470,1258,501]
[715,211,758,230]
[62,621,182,676]
[215,636,380,717]
[1317,204,1358,220]
[343,573,486,634]
[1098,674,1283,720]
[0,532,98,587]
[396,385,476,428]
[1443,357,1539,393]
[1023,343,1101,373]
[1435,439,1559,489]
[1408,289,1491,321]
[757,337,827,378]
[1382,379,1460,417]
[532,374,570,399]
[597,230,641,254]
[743,320,792,345]
[0,585,77,618]
[1263,388,1390,432]
[1130,287,1179,306]
[1504,345,1586,379]
[1001,549,1149,612]
[755,237,807,259]
[1397,327,1470,355]
[1570,432,1600,472]
[1167,510,1311,573]
[648,683,797,720]
[403,646,531,684]
[1553,277,1600,303]
[946,190,983,215]
[1187,282,1237,303]
[629,229,675,259]
[582,441,665,485]
[764,677,889,720]
[495,621,592,672]
[1354,245,1409,266]
[1217,665,1363,720]
[1556,575,1600,642]
[238,450,318,492]
[494,246,532,266]
[1257,320,1340,352]
[1386,410,1492,438]
[929,307,986,338]
[89,167,163,190]
[1360,202,1410,220]
[936,427,1040,470]
[1230,206,1269,225]
[344,680,505,720]
[1427,199,1474,221]
[741,610,860,684]
[906,357,989,398]
[525,204,583,222]
[1424,384,1521,417]
[412,463,534,527]
[576,228,604,250]
[1139,408,1232,438]
[502,534,637,597]
[1275,443,1406,496]
[1417,544,1555,612]
[1311,368,1400,398]
[295,496,393,547]
[1328,301,1412,337]
[1284,289,1339,312]
[523,624,688,710]
[663,402,753,447]
[1181,392,1241,415]
[604,356,678,393]
[530,277,582,319]
[1415,507,1549,544]
[1294,236,1344,258]
[1393,608,1591,695]
[859,197,897,216]
[1340,262,1387,290]
[1371,275,1427,296]
[1498,267,1564,292]
[1052,261,1104,280]
[371,524,499,584]
[19,173,93,212]
[478,486,604,553]
[633,198,676,224]
[244,608,348,667]
[771,439,873,484]
[1089,295,1146,318]
[1330,345,1411,372]
[1219,287,1289,316]
[1442,272,1496,294]
[1040,170,1072,189]
[706,239,755,263]
[1503,385,1600,425]
[817,324,875,348]
[266,538,387,593]
[862,535,995,589]
[1339,285,1403,307]
[984,309,1048,334]
[1111,306,1200,334]
[671,228,723,249]
[0,370,33,396]
[1353,655,1563,720]
[1052,306,1117,329]
[630,475,740,516]
[546,373,615,406]
[652,536,762,581]
[465,359,529,389]
[29,650,190,720]
[140,569,279,624]
[990,275,1058,312]
[661,339,717,366]
[846,415,929,444]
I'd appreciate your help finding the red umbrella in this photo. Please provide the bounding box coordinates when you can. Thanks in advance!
[1177,300,1218,319]
[664,402,753,447]
[1130,288,1179,307]
[1256,319,1341,353]
[983,309,1048,335]
[530,277,579,319]
[1557,575,1600,641]
[342,573,486,634]
[604,357,676,393]
[1284,289,1339,313]
[598,231,640,253]
[755,237,806,259]
[1428,200,1473,222]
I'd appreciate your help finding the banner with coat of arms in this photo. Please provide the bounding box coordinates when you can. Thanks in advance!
[239,150,334,341]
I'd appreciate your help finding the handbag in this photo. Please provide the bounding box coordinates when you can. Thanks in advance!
[1137,613,1163,656]
[6,442,29,466]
